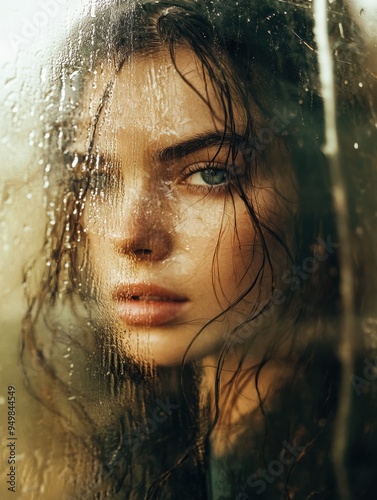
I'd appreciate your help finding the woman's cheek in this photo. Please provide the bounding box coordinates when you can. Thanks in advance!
[175,197,225,238]
[178,198,256,301]
[171,199,225,277]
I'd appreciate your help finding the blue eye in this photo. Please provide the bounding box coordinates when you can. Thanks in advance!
[187,166,229,187]
[200,168,228,186]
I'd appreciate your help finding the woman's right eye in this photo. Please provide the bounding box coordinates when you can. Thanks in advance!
[69,152,118,195]
[88,171,110,193]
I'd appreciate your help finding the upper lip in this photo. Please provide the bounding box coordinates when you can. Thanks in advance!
[113,283,188,302]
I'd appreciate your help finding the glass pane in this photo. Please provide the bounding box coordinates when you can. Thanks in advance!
[1,1,377,498]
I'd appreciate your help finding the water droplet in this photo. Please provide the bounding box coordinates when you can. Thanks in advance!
[71,155,79,168]
[40,67,47,83]
[4,193,12,205]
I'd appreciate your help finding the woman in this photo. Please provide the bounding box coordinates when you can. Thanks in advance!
[20,0,377,498]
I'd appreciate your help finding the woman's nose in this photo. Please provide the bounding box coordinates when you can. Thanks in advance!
[110,197,173,262]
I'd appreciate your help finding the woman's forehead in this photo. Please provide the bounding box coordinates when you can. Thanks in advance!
[76,47,247,150]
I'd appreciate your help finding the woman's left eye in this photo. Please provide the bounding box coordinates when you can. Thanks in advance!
[184,165,230,187]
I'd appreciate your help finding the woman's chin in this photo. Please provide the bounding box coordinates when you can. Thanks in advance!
[117,328,221,367]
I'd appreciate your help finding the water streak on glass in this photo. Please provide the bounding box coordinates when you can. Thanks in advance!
[314,1,355,499]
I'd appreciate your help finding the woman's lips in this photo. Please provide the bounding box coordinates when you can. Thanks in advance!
[113,284,189,326]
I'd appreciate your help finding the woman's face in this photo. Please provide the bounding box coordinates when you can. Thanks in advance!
[78,48,294,366]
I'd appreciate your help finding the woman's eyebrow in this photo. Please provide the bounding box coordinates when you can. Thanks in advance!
[156,132,247,163]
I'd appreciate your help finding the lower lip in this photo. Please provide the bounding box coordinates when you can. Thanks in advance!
[115,299,188,327]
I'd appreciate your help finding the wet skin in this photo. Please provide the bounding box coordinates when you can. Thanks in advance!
[78,48,295,367]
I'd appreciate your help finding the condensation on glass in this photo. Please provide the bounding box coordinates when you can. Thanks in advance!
[1,1,377,499]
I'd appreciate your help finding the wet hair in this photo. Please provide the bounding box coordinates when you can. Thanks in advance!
[21,1,377,498]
